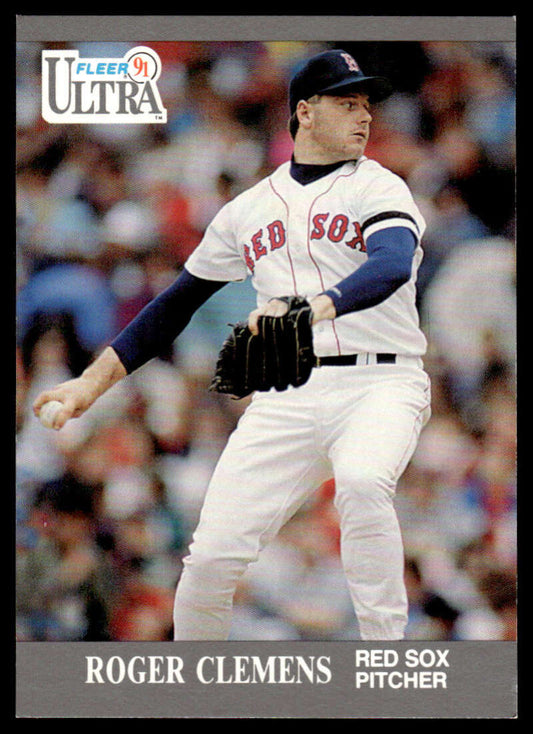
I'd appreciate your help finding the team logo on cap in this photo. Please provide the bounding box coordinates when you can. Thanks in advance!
[340,53,360,73]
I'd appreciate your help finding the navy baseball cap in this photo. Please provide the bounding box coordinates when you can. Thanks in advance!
[289,49,393,114]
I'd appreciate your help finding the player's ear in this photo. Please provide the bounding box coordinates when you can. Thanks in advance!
[296,99,315,130]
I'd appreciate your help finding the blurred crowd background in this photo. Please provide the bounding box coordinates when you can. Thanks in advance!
[15,39,516,642]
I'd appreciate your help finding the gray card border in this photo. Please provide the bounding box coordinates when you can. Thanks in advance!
[16,641,518,719]
[16,15,516,42]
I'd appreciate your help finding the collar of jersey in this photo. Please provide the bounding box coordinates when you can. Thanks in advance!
[289,157,354,185]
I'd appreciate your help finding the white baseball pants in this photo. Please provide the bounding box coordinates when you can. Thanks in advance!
[173,359,431,640]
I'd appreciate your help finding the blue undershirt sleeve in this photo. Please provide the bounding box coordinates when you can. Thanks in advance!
[323,226,416,317]
[110,268,228,374]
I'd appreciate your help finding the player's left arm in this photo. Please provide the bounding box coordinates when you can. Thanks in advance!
[251,225,416,333]
[308,166,424,323]
[318,225,417,320]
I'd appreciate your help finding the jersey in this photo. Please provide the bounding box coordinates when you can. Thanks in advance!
[184,156,427,358]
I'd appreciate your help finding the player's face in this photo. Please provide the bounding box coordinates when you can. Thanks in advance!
[304,92,372,163]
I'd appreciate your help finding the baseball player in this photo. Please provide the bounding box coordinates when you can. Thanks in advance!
[33,49,431,641]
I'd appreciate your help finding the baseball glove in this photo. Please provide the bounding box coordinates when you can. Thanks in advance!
[209,296,315,399]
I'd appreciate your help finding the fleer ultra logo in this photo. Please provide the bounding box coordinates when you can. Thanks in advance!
[42,46,167,124]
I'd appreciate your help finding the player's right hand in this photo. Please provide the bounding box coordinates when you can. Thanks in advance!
[32,376,97,430]
[33,346,128,430]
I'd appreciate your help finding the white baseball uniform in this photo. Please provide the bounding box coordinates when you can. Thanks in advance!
[173,155,431,640]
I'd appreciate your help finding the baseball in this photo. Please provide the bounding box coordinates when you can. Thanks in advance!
[39,400,64,429]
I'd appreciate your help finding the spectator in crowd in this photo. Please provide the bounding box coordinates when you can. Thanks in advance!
[16,474,119,640]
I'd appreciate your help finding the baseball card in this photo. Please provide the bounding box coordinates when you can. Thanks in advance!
[14,14,518,719]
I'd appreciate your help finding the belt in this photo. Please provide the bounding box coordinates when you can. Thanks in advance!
[314,353,397,367]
